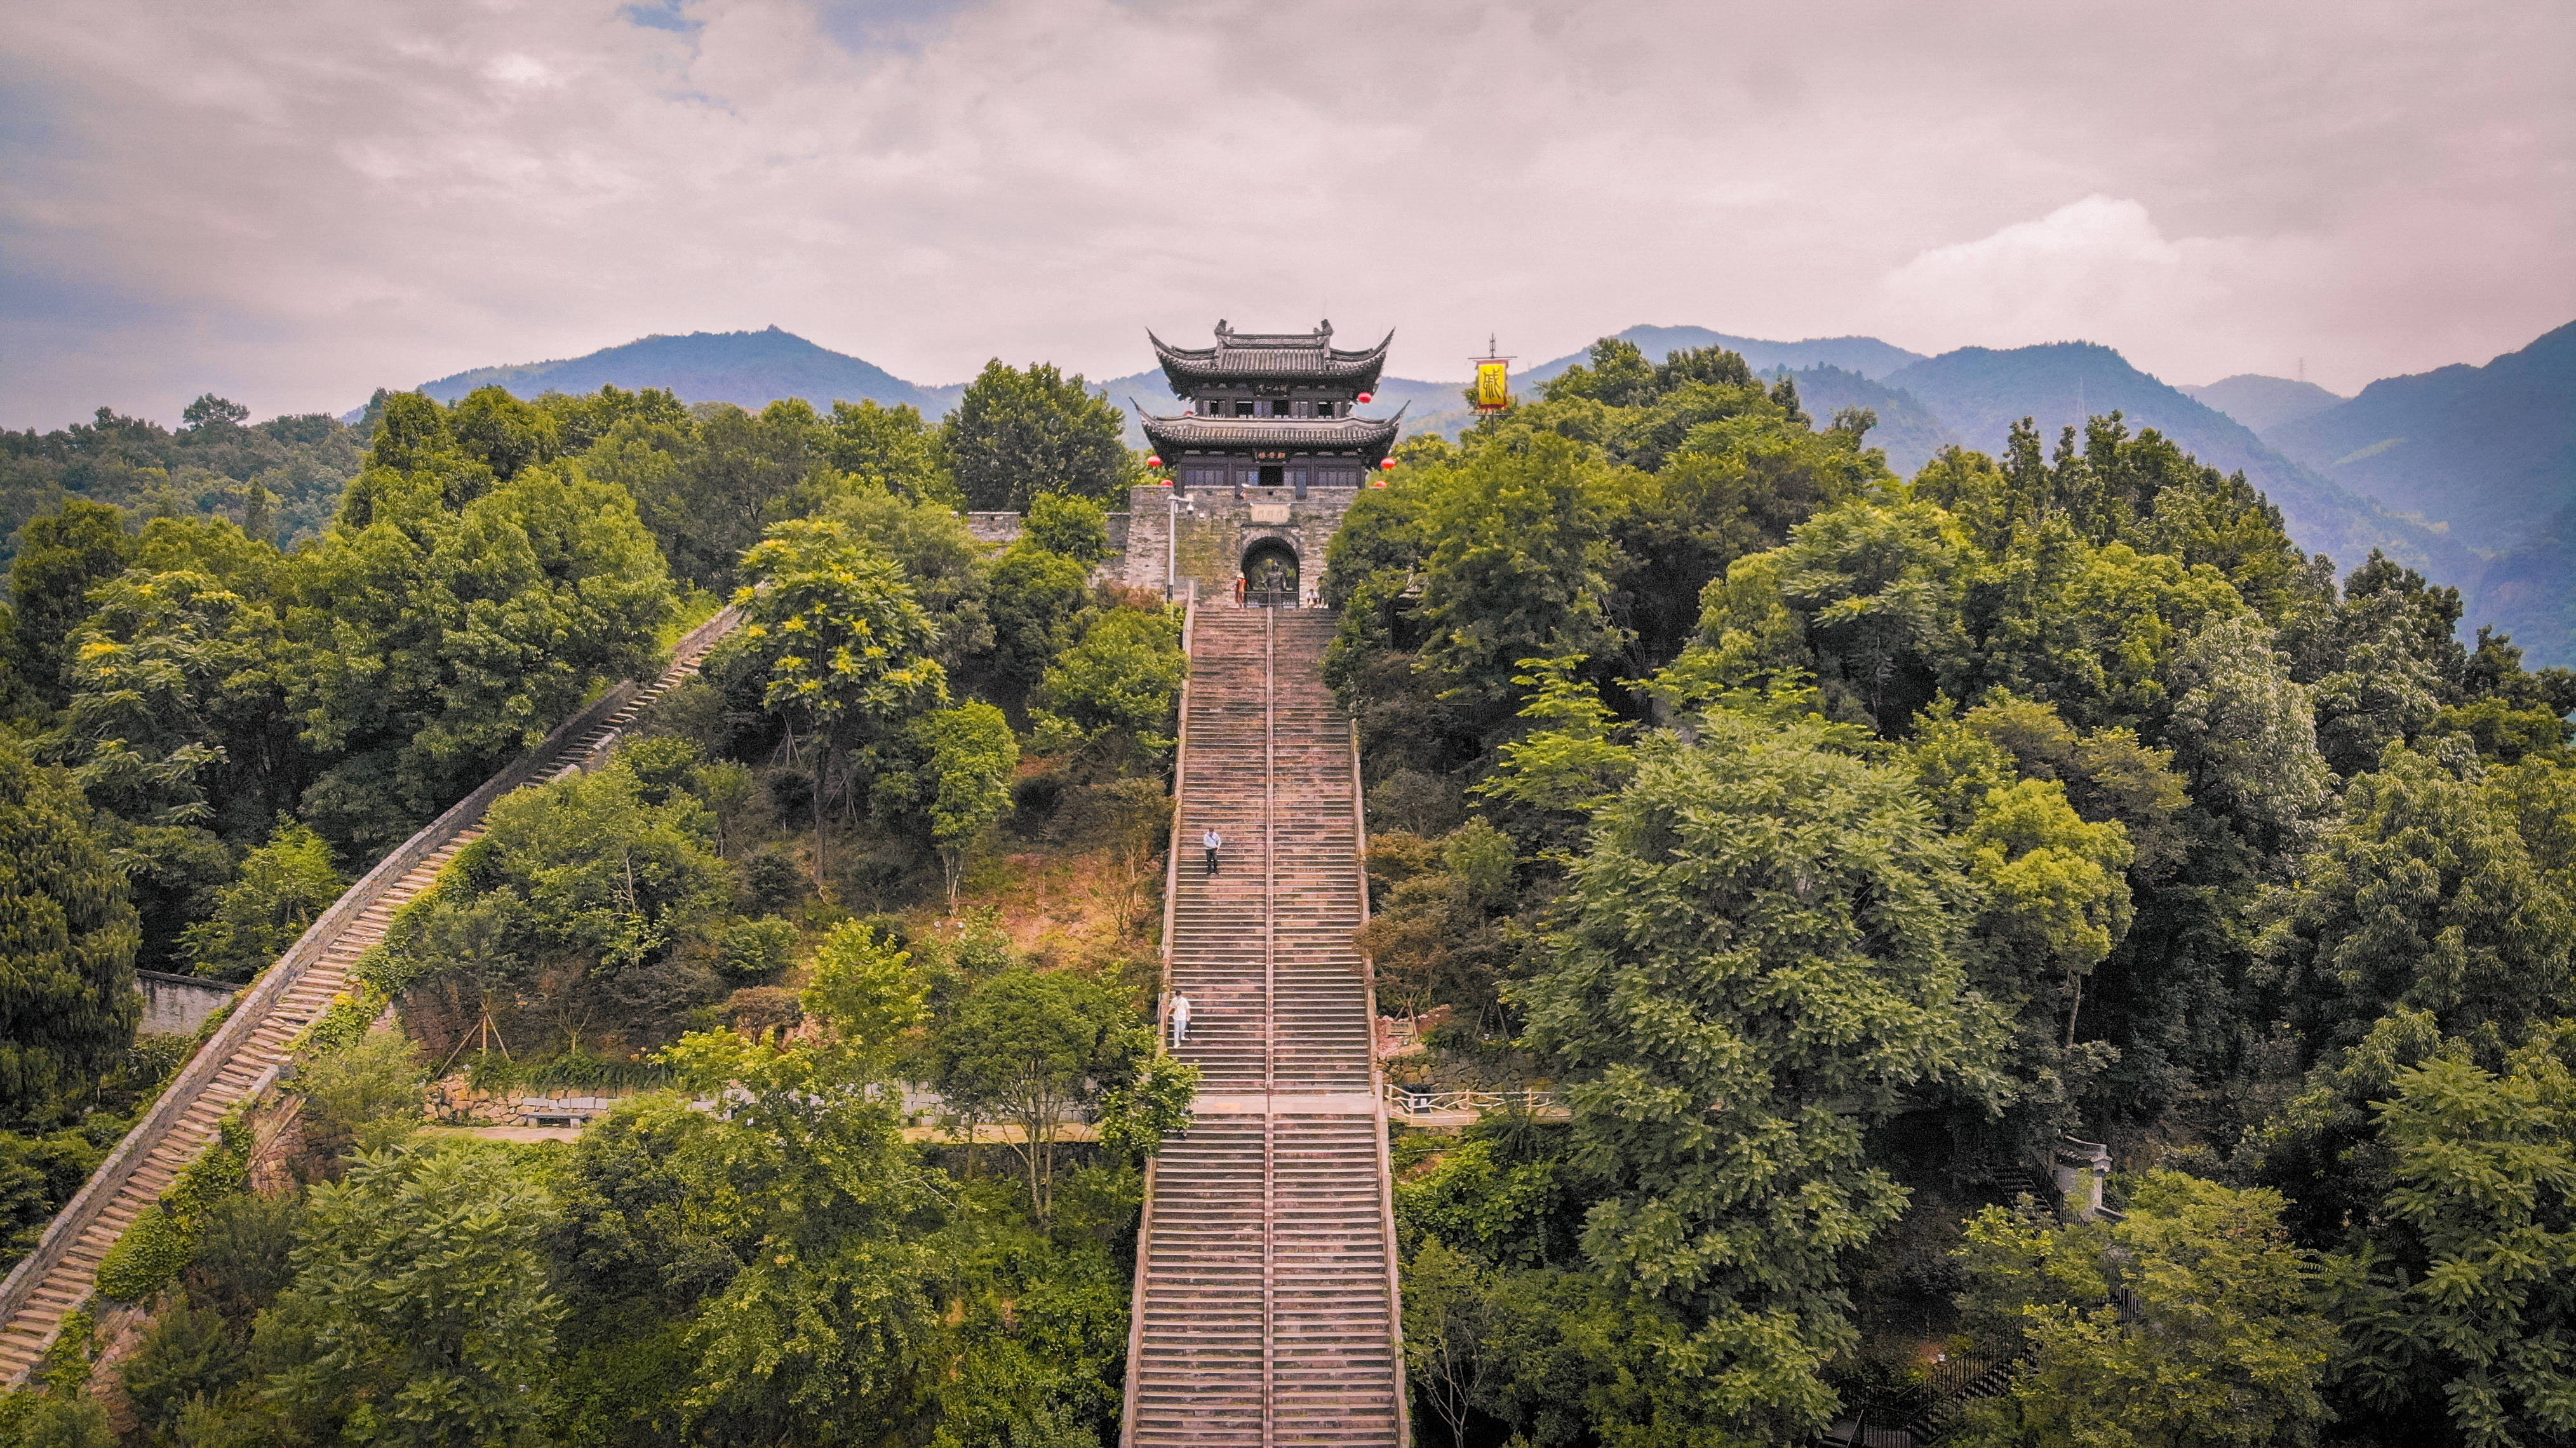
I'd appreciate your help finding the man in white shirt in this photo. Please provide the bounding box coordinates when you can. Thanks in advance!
[1170,993,1191,1047]
[1203,827,1223,877]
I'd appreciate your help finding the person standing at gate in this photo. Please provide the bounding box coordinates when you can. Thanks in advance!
[1170,992,1191,1047]
[1233,573,1247,608]
[1203,826,1223,876]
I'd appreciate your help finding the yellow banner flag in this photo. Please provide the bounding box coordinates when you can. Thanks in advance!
[1475,360,1510,410]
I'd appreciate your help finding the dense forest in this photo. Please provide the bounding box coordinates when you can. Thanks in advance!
[1336,340,2576,1448]
[0,332,2568,1447]
[0,365,1180,1447]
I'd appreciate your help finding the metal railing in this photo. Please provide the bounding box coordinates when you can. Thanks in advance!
[1383,1084,1562,1117]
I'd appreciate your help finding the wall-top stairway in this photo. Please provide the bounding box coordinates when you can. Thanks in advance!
[1124,605,1407,1447]
[0,609,742,1382]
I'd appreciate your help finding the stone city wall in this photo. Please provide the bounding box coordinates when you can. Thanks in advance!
[134,970,238,1036]
[970,508,1132,581]
[1116,483,1362,601]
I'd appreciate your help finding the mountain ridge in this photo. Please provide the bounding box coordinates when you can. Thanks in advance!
[2263,320,2576,666]
[2179,374,2347,434]
[1885,340,2474,589]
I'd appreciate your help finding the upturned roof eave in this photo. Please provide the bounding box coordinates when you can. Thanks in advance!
[1148,325,1394,394]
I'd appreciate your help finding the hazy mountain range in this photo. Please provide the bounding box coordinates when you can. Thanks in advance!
[382,317,2575,666]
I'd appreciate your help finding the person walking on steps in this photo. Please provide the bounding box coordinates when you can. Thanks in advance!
[1203,827,1223,876]
[1169,992,1191,1047]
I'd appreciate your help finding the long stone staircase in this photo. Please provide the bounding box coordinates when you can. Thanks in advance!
[1124,605,1408,1447]
[0,608,742,1381]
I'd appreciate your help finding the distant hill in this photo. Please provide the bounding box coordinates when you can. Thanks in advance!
[1762,365,1957,476]
[2180,374,2346,433]
[392,326,941,415]
[1884,342,2477,595]
[2263,321,2576,666]
[2263,323,2574,555]
[381,326,1451,448]
[1520,326,1928,387]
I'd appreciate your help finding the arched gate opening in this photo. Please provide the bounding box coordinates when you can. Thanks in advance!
[1240,539,1300,608]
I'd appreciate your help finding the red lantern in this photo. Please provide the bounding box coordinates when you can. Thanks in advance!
[1379,457,1398,470]
[1357,392,1374,405]
[1146,455,1163,468]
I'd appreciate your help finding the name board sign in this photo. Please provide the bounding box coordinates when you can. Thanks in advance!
[1249,504,1292,524]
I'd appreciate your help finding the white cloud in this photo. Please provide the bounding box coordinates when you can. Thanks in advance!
[1875,196,2338,385]
[1,0,2570,426]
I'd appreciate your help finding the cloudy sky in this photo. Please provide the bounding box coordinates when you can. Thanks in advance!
[4,0,2570,429]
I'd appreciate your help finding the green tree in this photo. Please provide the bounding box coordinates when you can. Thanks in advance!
[1519,712,2005,1441]
[1473,655,1637,823]
[180,819,344,982]
[297,1029,427,1158]
[943,361,1139,511]
[802,920,929,1064]
[292,443,675,852]
[264,1141,563,1447]
[580,398,828,591]
[911,702,1019,910]
[2314,1030,2576,1448]
[448,386,559,481]
[2261,743,2573,1063]
[10,498,136,707]
[930,969,1143,1226]
[1412,434,1628,717]
[1405,1237,1499,1448]
[1723,498,1974,734]
[1961,777,2134,1049]
[2288,552,2465,777]
[816,483,995,672]
[652,926,946,1445]
[449,756,732,981]
[1028,605,1185,775]
[1095,1050,1199,1164]
[0,737,140,1126]
[726,518,948,888]
[120,1295,234,1437]
[1950,1171,2334,1448]
[983,541,1092,695]
[1022,491,1112,563]
[2163,615,2333,854]
[822,399,955,506]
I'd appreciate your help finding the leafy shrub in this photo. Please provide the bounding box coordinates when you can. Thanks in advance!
[525,1052,669,1093]
[94,1205,195,1303]
[183,1190,302,1327]
[7,1389,111,1447]
[34,1308,96,1392]
[722,986,802,1035]
[1011,771,1066,823]
[715,916,796,980]
[296,1031,424,1158]
[739,847,805,913]
[119,1295,233,1433]
[619,735,701,805]
[94,1127,249,1303]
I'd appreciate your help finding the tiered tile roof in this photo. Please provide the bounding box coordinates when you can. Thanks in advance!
[1150,319,1393,396]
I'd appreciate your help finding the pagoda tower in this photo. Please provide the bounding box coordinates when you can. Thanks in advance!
[1139,320,1404,496]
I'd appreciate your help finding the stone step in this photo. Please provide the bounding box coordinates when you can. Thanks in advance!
[0,617,748,1383]
[1129,605,1402,1445]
